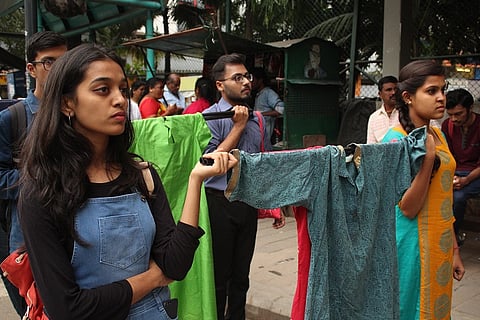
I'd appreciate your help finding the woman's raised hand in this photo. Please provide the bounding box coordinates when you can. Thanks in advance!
[193,151,238,180]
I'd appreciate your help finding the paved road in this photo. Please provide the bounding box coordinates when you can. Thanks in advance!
[247,218,480,320]
[1,217,479,319]
[0,281,17,319]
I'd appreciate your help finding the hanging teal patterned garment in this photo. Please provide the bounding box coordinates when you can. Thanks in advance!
[130,114,215,320]
[226,127,427,320]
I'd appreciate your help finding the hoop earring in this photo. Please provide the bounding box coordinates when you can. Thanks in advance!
[68,113,72,126]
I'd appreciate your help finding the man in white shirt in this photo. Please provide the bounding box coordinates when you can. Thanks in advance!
[366,76,398,143]
[163,73,186,114]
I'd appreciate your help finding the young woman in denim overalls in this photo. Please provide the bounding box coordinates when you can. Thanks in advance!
[16,44,236,320]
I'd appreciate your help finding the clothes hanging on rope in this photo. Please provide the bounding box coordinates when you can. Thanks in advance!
[225,127,428,320]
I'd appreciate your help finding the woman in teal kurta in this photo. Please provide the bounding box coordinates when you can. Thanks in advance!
[382,60,465,320]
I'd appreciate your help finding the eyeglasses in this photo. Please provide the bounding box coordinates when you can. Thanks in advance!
[30,58,56,71]
[219,73,253,83]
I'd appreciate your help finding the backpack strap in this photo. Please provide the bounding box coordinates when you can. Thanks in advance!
[0,102,27,233]
[139,162,154,195]
[7,101,27,167]
[255,111,265,152]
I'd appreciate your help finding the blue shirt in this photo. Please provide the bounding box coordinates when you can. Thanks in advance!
[254,86,284,138]
[203,98,272,191]
[163,86,186,109]
[0,90,38,200]
[0,90,39,251]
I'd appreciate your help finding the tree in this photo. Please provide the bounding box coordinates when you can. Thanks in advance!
[170,0,216,29]
[0,9,26,61]
[169,0,479,63]
[412,0,480,59]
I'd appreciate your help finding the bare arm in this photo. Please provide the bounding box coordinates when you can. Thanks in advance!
[452,231,465,281]
[130,152,237,302]
[127,260,171,304]
[398,134,436,219]
[180,152,238,227]
[454,166,480,190]
[215,105,249,152]
[162,104,178,116]
[261,110,281,117]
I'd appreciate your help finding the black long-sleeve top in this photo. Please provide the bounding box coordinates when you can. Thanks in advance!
[19,167,204,320]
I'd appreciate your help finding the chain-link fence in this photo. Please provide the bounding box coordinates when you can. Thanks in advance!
[393,1,479,103]
[292,0,480,104]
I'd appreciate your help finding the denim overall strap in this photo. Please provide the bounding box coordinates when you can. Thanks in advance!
[71,192,175,319]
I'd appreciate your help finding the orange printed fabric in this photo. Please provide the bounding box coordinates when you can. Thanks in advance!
[417,127,456,319]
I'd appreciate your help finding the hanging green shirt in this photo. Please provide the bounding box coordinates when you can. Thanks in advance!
[130,114,215,320]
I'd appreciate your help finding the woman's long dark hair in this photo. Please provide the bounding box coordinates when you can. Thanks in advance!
[395,60,444,177]
[19,43,148,243]
[195,76,216,105]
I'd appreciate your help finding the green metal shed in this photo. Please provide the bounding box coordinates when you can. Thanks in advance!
[269,37,342,148]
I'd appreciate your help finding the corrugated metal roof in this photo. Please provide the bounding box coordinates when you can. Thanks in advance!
[155,55,203,75]
[267,38,308,48]
[0,1,160,38]
[0,47,24,70]
[123,26,278,60]
[0,0,22,17]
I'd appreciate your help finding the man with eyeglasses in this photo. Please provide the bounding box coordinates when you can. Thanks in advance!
[202,53,272,320]
[0,30,67,317]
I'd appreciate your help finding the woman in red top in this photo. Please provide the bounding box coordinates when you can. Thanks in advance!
[183,77,216,114]
[139,77,177,118]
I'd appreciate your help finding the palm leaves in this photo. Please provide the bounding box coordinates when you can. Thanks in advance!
[304,13,353,48]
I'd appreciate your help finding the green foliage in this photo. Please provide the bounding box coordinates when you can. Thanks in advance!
[170,2,212,29]
[413,0,480,58]
[124,59,147,77]
[0,9,26,60]
[1,0,478,72]
[175,0,480,62]
[95,24,124,49]
[304,13,353,47]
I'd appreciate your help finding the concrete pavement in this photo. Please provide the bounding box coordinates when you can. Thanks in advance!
[0,279,17,319]
[1,217,479,319]
[246,217,480,320]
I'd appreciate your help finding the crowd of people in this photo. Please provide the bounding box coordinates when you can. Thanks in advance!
[0,29,475,320]
[0,31,283,320]
[128,57,285,149]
